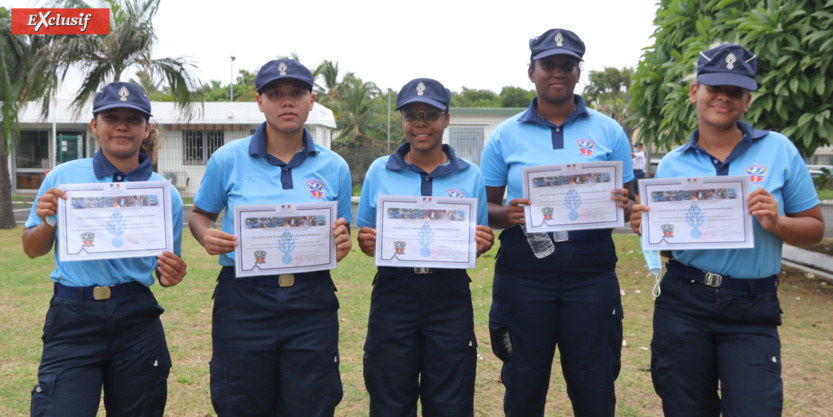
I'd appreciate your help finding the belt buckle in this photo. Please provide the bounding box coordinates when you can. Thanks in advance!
[704,272,723,288]
[93,286,111,300]
[414,267,431,275]
[279,274,295,287]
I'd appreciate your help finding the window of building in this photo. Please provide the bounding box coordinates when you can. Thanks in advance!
[447,126,484,165]
[15,130,50,169]
[184,130,224,165]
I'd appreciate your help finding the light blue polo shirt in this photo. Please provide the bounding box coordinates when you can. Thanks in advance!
[194,123,353,266]
[657,121,819,278]
[481,96,634,204]
[25,150,184,287]
[356,143,488,228]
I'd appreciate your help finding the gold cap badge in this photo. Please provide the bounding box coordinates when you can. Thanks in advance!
[554,32,564,47]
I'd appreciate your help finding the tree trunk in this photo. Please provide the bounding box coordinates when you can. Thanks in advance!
[0,132,18,229]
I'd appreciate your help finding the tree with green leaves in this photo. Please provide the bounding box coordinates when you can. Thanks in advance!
[498,86,537,107]
[631,0,833,157]
[331,73,383,143]
[450,87,500,107]
[0,8,64,228]
[584,66,635,141]
[50,0,202,116]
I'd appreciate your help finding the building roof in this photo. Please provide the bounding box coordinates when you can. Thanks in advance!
[15,98,336,128]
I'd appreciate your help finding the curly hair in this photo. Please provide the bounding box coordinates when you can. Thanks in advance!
[141,126,161,164]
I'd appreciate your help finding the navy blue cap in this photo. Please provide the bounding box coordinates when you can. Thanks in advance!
[395,78,451,111]
[529,28,585,61]
[255,59,314,93]
[92,82,152,117]
[697,44,758,91]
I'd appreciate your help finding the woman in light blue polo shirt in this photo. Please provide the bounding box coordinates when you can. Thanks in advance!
[23,81,187,417]
[480,29,635,416]
[631,44,824,417]
[189,59,352,417]
[356,78,494,416]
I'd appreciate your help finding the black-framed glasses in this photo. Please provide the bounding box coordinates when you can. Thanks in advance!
[401,109,446,124]
[540,60,578,73]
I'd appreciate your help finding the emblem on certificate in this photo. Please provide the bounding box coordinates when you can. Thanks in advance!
[394,241,406,255]
[254,250,267,264]
[418,223,434,257]
[542,207,554,220]
[81,232,95,248]
[278,230,296,264]
[661,224,674,238]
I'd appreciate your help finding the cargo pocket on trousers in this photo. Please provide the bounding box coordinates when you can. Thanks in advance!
[141,351,172,416]
[30,373,56,417]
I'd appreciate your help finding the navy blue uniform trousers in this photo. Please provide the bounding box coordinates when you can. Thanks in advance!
[651,269,783,417]
[210,267,342,417]
[363,267,477,417]
[489,226,623,417]
[30,283,171,417]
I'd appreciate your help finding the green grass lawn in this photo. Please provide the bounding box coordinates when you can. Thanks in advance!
[1,228,832,416]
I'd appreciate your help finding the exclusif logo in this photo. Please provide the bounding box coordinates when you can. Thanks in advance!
[11,8,110,35]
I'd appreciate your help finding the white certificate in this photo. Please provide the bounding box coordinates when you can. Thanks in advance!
[375,195,478,269]
[234,202,337,277]
[639,176,754,250]
[522,161,624,232]
[57,181,174,262]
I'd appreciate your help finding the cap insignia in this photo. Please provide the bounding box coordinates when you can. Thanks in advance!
[725,53,736,70]
[416,81,425,96]
[278,62,288,75]
[554,32,564,47]
[118,86,129,101]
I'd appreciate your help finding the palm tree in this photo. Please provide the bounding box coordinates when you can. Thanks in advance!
[332,73,382,143]
[50,0,202,116]
[0,8,63,228]
[314,60,340,107]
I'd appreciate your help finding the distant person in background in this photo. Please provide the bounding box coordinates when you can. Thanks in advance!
[632,142,646,201]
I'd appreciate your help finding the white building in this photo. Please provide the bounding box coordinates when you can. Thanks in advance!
[8,99,336,196]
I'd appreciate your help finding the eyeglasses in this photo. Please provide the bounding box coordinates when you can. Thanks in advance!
[540,60,578,73]
[401,109,446,124]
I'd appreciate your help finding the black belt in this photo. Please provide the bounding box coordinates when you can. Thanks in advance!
[377,266,463,276]
[667,259,778,293]
[218,266,315,287]
[54,281,146,300]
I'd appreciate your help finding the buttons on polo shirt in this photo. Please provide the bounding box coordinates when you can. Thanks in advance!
[713,159,719,164]
[555,127,560,132]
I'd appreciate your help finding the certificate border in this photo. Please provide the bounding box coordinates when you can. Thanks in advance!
[233,202,337,277]
[522,161,625,231]
[58,181,173,261]
[376,196,477,269]
[640,176,753,249]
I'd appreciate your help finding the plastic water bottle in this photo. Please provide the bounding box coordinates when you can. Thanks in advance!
[523,226,555,258]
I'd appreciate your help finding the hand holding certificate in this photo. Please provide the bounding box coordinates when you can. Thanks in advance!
[522,161,625,232]
[57,181,174,261]
[638,176,754,250]
[234,202,337,277]
[375,195,478,269]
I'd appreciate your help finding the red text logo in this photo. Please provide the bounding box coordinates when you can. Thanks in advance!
[11,8,110,35]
